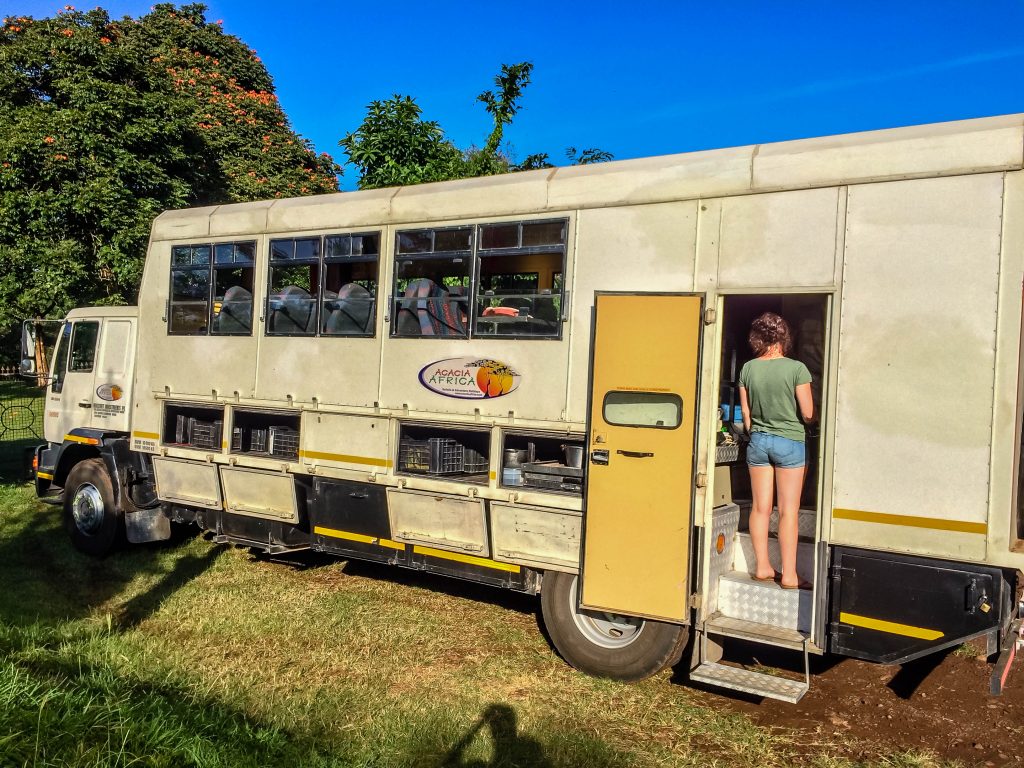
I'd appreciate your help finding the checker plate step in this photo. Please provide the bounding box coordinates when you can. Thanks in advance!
[690,660,808,703]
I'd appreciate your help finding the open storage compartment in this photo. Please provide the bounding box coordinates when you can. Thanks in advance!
[230,409,300,460]
[163,403,225,450]
[397,423,489,483]
[501,431,585,495]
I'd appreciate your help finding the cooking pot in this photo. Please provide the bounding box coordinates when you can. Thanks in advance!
[561,444,584,469]
[504,448,528,467]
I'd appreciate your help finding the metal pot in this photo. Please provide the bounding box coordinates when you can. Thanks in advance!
[504,448,527,467]
[561,444,584,469]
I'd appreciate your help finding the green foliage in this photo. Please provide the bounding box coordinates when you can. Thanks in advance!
[0,3,340,356]
[339,95,466,189]
[342,61,612,190]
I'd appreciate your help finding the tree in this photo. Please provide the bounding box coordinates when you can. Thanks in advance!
[0,3,340,358]
[338,95,465,189]
[341,62,612,190]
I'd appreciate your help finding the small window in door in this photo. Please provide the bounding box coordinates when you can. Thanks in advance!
[69,322,99,372]
[603,391,682,429]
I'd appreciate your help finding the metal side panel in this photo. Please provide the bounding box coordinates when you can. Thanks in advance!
[219,466,298,523]
[387,488,488,555]
[490,502,581,573]
[151,456,222,510]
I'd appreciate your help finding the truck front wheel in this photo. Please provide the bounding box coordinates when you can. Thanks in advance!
[63,458,123,557]
[540,570,689,682]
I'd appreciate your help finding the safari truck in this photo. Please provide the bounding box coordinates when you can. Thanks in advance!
[28,113,1024,703]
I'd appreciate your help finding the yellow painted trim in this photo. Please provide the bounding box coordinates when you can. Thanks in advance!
[132,431,160,440]
[839,611,945,641]
[313,526,406,551]
[65,434,100,446]
[412,545,521,573]
[36,471,53,480]
[299,449,392,468]
[833,508,987,535]
[489,471,497,480]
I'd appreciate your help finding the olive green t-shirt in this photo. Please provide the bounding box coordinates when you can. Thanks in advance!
[737,357,812,442]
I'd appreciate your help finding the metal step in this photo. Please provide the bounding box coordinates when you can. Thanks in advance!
[732,532,815,585]
[718,571,813,633]
[704,612,808,651]
[690,659,809,703]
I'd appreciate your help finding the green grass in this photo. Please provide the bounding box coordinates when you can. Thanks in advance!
[0,482,957,767]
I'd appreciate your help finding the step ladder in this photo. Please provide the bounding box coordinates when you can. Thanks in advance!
[690,632,810,704]
[690,568,813,702]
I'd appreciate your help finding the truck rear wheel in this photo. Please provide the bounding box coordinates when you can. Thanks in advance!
[63,458,123,557]
[540,570,689,682]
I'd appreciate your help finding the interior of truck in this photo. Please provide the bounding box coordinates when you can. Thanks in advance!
[711,293,828,620]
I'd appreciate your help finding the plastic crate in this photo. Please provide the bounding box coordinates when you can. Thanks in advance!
[268,426,299,459]
[190,419,222,449]
[175,414,190,444]
[462,447,488,474]
[398,439,431,472]
[428,437,463,474]
[249,427,269,454]
[231,426,243,451]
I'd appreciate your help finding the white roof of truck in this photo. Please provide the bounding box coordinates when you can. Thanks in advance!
[152,113,1024,241]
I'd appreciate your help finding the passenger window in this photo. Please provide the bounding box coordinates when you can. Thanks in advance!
[322,233,379,336]
[603,391,683,429]
[475,220,566,338]
[212,242,255,335]
[392,227,472,337]
[169,241,256,336]
[267,237,319,335]
[69,321,99,372]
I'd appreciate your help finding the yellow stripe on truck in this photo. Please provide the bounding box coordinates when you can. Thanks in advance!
[64,434,100,445]
[839,611,944,641]
[299,450,392,468]
[313,526,405,551]
[833,508,987,536]
[412,545,520,573]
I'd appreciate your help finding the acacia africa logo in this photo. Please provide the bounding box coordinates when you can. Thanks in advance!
[419,358,521,400]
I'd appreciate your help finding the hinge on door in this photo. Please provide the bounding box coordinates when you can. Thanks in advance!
[704,308,717,325]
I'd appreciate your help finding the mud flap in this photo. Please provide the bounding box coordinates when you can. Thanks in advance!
[991,617,1024,695]
[125,507,171,544]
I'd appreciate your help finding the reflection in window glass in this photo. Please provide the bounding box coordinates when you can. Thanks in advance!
[50,322,71,393]
[69,322,99,372]
[322,233,379,336]
[603,391,683,429]
[170,268,210,334]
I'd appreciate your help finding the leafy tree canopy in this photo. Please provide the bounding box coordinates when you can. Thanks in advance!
[0,3,340,345]
[341,61,613,190]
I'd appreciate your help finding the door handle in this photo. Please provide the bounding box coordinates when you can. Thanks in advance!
[591,449,609,465]
[616,450,654,458]
[78,401,92,409]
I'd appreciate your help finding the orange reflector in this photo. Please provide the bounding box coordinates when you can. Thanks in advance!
[32,454,38,471]
[716,533,725,554]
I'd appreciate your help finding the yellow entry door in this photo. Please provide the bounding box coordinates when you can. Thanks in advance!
[581,293,703,622]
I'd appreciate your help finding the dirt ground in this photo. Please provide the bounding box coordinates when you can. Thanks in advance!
[693,641,1024,766]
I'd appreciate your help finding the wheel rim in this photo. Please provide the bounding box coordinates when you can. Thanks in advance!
[567,575,645,649]
[72,483,105,535]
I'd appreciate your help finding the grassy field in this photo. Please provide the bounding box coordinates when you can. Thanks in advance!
[0,481,957,768]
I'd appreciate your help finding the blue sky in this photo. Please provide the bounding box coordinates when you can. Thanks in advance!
[14,1,1024,189]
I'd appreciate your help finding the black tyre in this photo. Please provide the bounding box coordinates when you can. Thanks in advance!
[540,570,689,682]
[63,458,123,557]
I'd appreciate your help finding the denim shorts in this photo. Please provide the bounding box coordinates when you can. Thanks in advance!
[746,431,805,468]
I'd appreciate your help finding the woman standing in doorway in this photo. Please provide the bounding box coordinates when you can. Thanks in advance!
[738,313,814,589]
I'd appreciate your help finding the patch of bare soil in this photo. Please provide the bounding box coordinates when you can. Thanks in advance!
[700,643,1024,765]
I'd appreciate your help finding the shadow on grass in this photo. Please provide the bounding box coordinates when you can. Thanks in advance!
[0,483,220,632]
[440,703,551,768]
[0,623,335,768]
